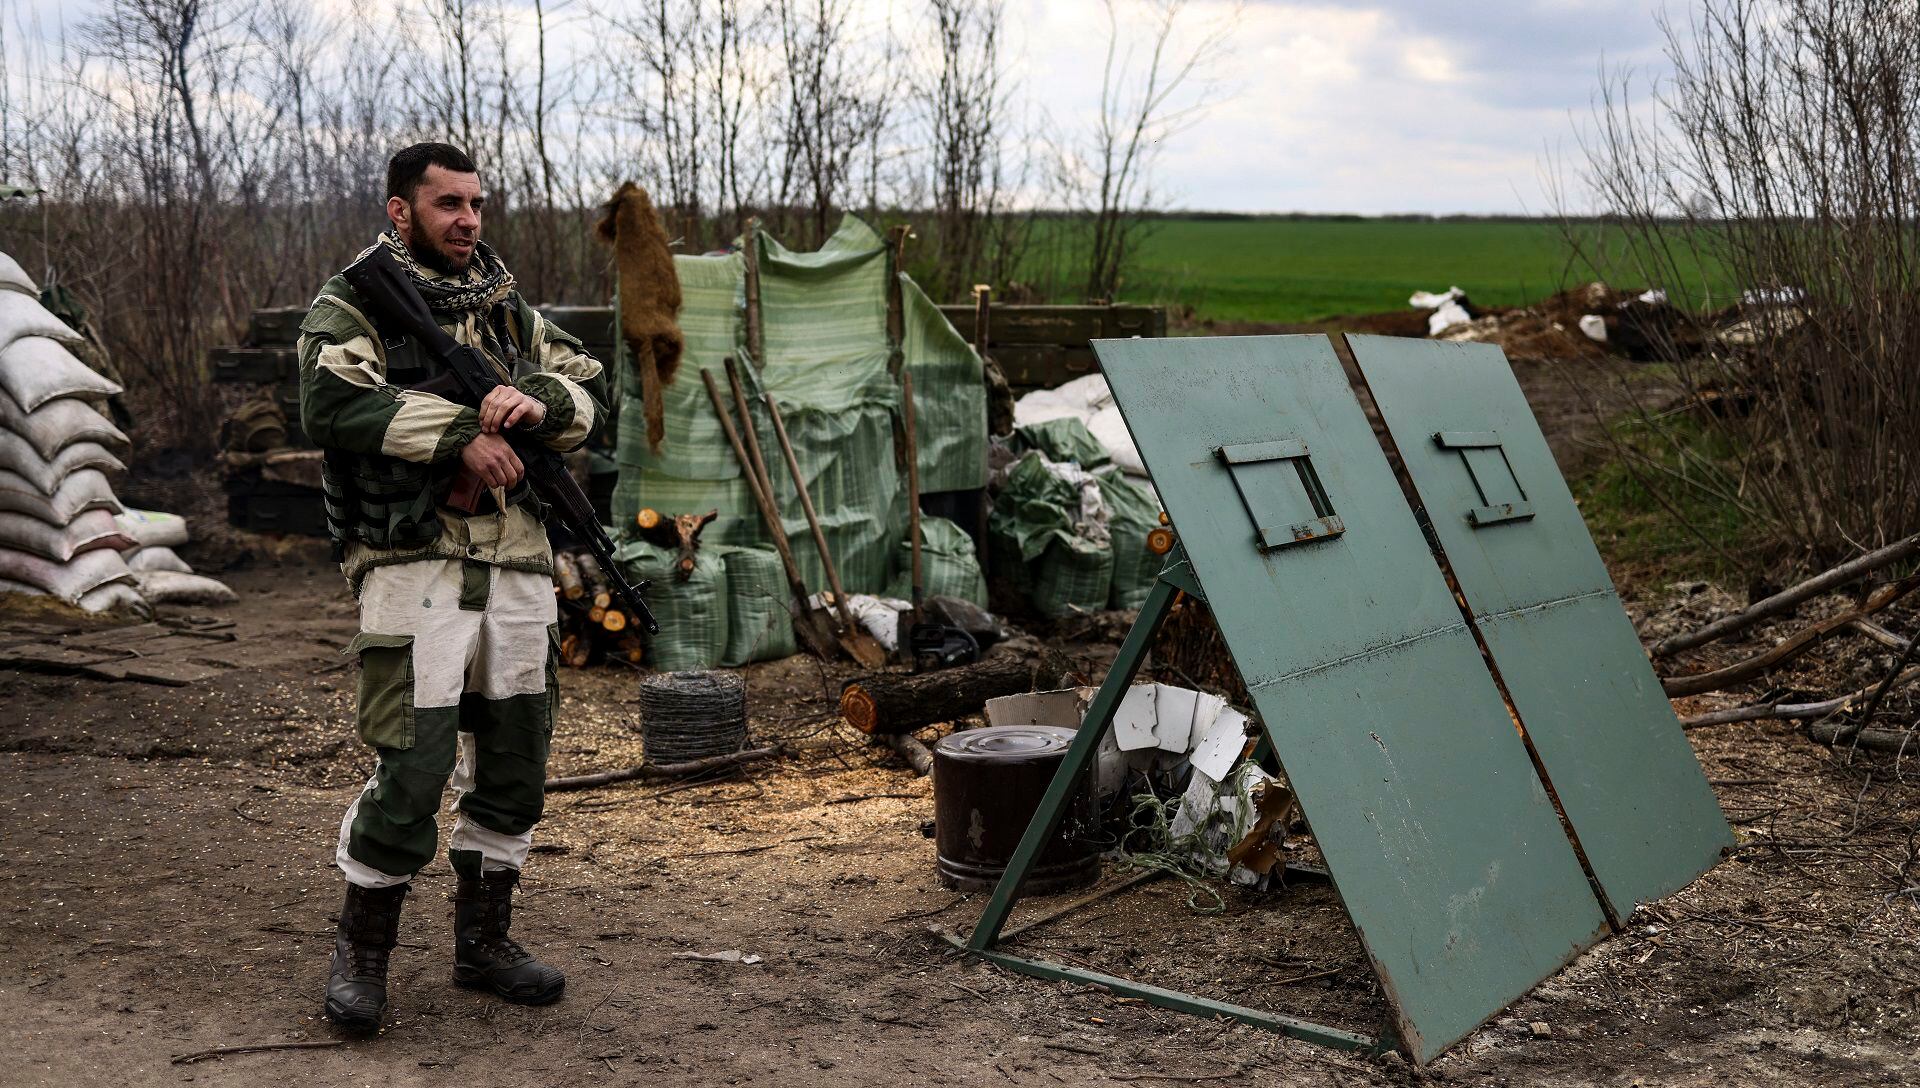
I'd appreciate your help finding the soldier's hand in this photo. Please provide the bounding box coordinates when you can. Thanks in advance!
[479,385,547,433]
[461,432,524,488]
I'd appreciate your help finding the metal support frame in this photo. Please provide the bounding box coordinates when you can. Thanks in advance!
[949,546,1386,1056]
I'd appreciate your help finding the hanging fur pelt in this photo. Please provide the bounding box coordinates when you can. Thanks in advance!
[596,182,684,454]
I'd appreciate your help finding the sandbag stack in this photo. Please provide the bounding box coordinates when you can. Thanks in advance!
[0,249,233,612]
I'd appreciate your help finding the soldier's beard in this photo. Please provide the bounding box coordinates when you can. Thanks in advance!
[403,220,472,276]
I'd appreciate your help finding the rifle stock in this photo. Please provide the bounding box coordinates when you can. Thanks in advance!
[343,246,659,635]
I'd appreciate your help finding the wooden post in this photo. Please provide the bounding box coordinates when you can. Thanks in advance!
[743,216,765,368]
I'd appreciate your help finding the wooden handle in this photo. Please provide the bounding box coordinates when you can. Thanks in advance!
[760,389,859,632]
[903,371,923,605]
[703,366,814,616]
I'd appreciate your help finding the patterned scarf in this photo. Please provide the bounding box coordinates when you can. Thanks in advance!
[357,229,516,316]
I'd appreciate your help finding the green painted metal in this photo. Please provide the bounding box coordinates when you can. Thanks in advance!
[1348,335,1733,923]
[1089,335,1607,1065]
[967,573,1182,948]
[942,932,1380,1052]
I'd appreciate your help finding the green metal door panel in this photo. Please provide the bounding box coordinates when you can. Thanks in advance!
[1347,334,1732,920]
[1091,335,1607,1065]
[1479,600,1732,917]
[1264,639,1609,1063]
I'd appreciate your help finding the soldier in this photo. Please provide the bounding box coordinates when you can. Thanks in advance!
[298,142,608,1032]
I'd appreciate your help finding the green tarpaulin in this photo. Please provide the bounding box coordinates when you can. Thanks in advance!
[613,216,985,601]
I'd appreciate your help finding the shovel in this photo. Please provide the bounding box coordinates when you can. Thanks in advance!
[746,366,889,670]
[701,365,838,659]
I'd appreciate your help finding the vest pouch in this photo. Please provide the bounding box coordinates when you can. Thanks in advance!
[346,631,416,750]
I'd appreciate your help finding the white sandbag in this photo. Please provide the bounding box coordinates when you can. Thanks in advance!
[1409,286,1465,309]
[1428,299,1473,336]
[0,291,82,349]
[1013,375,1149,480]
[0,388,129,459]
[0,467,123,524]
[0,336,122,411]
[0,545,136,602]
[79,580,150,615]
[0,431,126,494]
[0,576,45,595]
[0,508,136,562]
[0,251,37,296]
[125,545,192,574]
[1086,404,1146,478]
[115,508,190,549]
[134,569,236,606]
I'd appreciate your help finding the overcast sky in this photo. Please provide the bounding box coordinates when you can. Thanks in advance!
[1017,0,1676,214]
[4,0,1677,215]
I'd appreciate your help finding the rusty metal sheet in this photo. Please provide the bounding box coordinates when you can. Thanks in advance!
[1092,334,1607,1064]
[1348,334,1732,923]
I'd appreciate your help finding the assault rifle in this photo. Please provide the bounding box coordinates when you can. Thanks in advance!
[342,244,660,635]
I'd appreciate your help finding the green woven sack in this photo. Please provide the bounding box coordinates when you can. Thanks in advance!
[718,546,798,665]
[887,516,987,606]
[1015,417,1110,470]
[1030,536,1114,618]
[615,540,730,670]
[1098,470,1162,609]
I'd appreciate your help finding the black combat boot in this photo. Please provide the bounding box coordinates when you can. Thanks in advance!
[452,869,565,1005]
[324,881,410,1032]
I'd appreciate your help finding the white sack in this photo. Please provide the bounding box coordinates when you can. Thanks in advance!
[0,388,129,459]
[0,509,136,562]
[1409,286,1465,309]
[79,580,150,615]
[0,251,37,296]
[125,545,192,574]
[0,432,126,494]
[114,508,190,549]
[0,336,122,411]
[1578,314,1609,342]
[134,569,237,606]
[0,545,136,602]
[1428,299,1473,336]
[0,468,123,524]
[1012,374,1150,479]
[1085,404,1146,478]
[0,576,44,595]
[0,291,82,349]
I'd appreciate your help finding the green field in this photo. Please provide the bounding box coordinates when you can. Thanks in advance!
[1115,217,1720,325]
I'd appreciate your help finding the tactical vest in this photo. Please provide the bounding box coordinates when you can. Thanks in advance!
[301,274,565,555]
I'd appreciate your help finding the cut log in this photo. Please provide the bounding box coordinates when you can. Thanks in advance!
[839,641,1076,736]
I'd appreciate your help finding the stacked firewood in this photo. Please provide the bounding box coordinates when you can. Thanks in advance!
[1655,533,1920,752]
[552,546,646,667]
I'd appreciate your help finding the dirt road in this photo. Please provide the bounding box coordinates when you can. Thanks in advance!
[2,564,1916,1087]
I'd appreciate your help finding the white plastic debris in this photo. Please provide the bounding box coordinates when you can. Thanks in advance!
[810,591,910,651]
[1635,289,1668,305]
[1428,299,1473,336]
[1741,286,1804,306]
[1578,314,1609,342]
[671,949,762,964]
[1409,286,1466,309]
[1112,683,1159,751]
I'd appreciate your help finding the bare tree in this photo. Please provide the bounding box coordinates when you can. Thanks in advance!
[1565,0,1920,569]
[1065,0,1231,301]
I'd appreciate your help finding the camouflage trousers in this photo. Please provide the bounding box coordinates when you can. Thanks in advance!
[335,558,558,888]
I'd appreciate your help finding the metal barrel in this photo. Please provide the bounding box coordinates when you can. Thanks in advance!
[933,726,1100,895]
